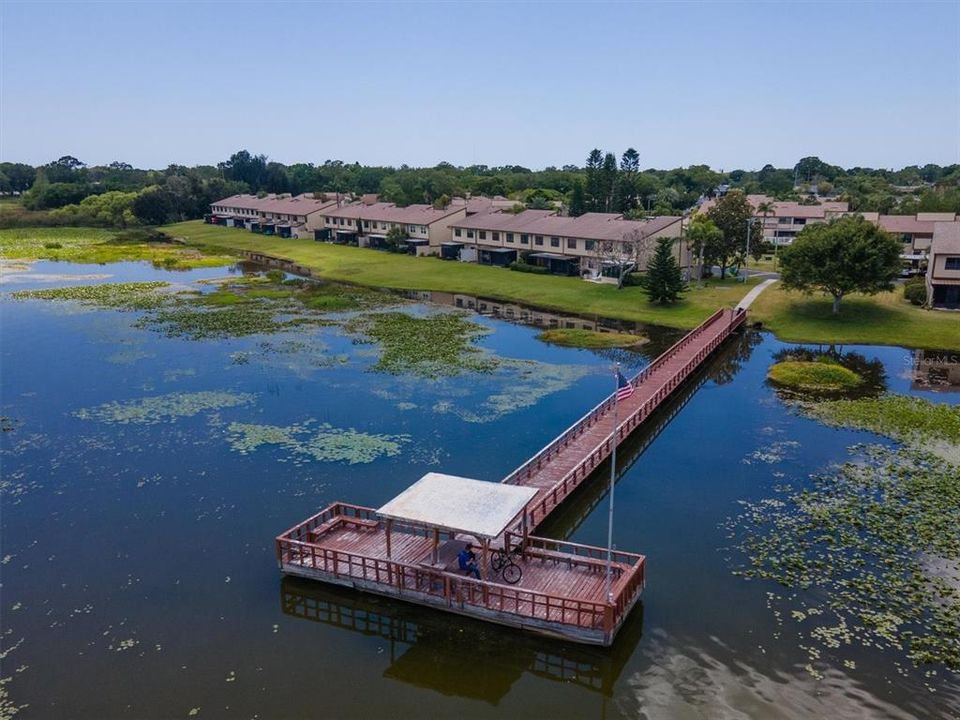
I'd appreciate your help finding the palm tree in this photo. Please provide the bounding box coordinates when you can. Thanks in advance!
[756,200,776,268]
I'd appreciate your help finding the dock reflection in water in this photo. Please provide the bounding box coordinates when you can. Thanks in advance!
[280,576,644,704]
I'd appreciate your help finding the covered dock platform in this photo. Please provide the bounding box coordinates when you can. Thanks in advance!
[277,473,646,646]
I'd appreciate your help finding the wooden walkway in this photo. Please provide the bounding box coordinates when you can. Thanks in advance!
[503,307,747,529]
[277,305,745,645]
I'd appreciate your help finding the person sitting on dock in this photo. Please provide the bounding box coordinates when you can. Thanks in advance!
[457,543,481,579]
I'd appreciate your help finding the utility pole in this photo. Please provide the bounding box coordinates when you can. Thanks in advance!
[743,218,752,283]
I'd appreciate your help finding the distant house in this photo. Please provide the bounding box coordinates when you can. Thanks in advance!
[448,209,685,278]
[696,193,850,246]
[926,222,960,309]
[319,202,467,254]
[208,193,342,237]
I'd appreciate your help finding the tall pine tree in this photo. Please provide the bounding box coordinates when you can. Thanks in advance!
[615,148,640,213]
[601,152,618,212]
[584,149,604,212]
[569,181,586,217]
[646,238,685,304]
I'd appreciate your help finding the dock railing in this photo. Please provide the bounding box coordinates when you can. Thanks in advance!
[277,505,646,638]
[500,308,744,493]
[525,308,746,526]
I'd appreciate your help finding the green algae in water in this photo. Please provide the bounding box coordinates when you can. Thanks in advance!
[802,394,960,455]
[10,282,170,310]
[226,421,409,465]
[74,391,256,425]
[345,311,497,378]
[134,302,332,340]
[453,360,591,423]
[729,442,960,673]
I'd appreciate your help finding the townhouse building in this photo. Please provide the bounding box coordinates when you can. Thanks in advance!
[319,201,467,255]
[208,193,342,237]
[447,210,685,278]
[926,222,960,309]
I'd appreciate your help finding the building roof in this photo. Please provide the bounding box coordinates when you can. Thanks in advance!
[323,202,464,226]
[211,193,339,216]
[451,209,681,241]
[917,212,958,223]
[878,215,935,235]
[376,472,537,539]
[932,221,960,254]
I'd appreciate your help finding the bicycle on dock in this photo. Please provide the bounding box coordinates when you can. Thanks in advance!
[490,544,523,584]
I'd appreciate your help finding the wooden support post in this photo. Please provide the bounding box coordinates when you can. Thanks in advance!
[385,519,393,559]
[432,527,439,563]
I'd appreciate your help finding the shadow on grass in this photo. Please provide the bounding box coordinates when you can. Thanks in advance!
[775,296,905,326]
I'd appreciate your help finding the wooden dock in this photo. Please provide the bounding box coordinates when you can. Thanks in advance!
[503,307,747,529]
[277,306,746,645]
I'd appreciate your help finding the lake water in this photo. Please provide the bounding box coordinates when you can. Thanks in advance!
[2,261,958,719]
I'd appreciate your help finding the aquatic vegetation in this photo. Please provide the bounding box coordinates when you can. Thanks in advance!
[768,360,863,393]
[10,281,171,310]
[0,227,234,268]
[345,311,497,377]
[226,421,409,464]
[420,359,591,423]
[74,391,256,425]
[536,328,647,349]
[135,302,331,340]
[729,444,960,672]
[802,394,960,456]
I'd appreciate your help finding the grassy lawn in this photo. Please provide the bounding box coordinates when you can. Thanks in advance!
[161,220,758,330]
[750,284,960,350]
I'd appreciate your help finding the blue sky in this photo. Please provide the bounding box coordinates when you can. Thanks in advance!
[2,1,958,171]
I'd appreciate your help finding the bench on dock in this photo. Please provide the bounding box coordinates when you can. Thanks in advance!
[308,515,379,542]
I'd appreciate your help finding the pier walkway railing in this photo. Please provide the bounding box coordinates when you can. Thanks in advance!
[501,307,747,529]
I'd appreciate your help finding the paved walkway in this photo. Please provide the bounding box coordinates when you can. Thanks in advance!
[737,278,778,311]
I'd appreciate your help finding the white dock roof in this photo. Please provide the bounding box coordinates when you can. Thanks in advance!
[376,472,538,539]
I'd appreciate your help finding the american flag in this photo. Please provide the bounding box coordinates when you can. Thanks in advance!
[615,369,634,401]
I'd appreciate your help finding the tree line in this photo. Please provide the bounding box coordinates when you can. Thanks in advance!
[2,151,958,229]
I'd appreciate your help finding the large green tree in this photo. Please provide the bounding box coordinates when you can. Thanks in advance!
[779,215,902,314]
[706,191,761,278]
[646,238,685,304]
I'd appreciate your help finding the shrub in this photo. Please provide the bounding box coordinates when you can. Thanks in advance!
[265,269,286,283]
[621,272,646,287]
[43,241,63,249]
[903,278,927,306]
[508,261,549,274]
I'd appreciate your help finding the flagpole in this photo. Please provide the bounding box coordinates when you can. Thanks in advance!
[605,362,619,604]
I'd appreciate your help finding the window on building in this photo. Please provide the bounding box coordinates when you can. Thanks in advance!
[946,257,960,270]
[479,231,487,240]
[420,226,427,233]
[901,234,912,243]
[492,232,500,242]
[506,233,514,243]
[520,234,529,244]
[409,225,417,233]
[455,228,462,237]
[363,220,370,228]
[551,237,560,248]
[584,240,595,251]
[467,230,474,239]
[534,236,543,246]
[567,238,577,249]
